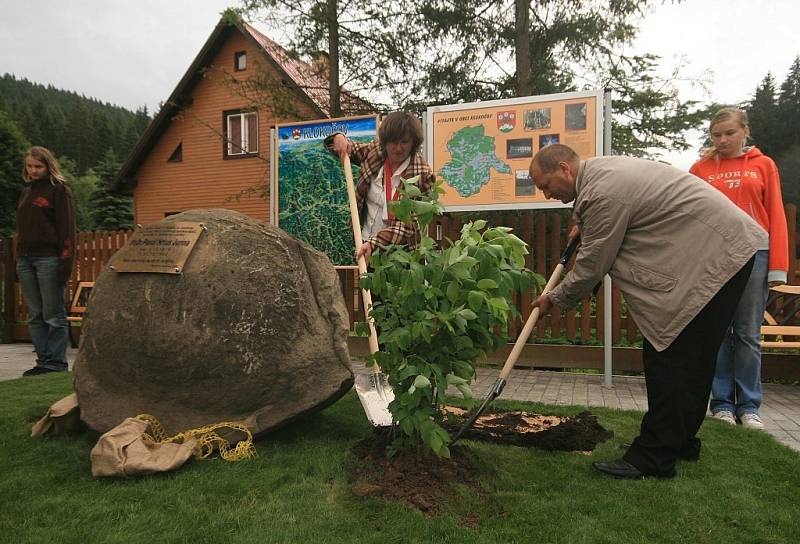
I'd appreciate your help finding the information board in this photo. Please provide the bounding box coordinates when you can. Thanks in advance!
[273,115,378,265]
[426,90,603,211]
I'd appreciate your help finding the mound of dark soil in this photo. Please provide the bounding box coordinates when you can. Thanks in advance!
[350,431,485,517]
[349,409,613,517]
[444,408,614,451]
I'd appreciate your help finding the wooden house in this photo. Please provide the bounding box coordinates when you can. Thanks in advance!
[112,18,371,224]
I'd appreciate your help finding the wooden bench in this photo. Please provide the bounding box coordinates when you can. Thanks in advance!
[762,284,800,348]
[67,281,94,348]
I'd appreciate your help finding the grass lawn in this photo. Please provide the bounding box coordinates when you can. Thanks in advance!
[2,373,799,544]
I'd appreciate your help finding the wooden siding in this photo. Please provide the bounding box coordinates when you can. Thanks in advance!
[133,31,321,225]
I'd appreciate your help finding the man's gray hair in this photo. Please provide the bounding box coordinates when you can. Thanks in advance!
[534,144,579,173]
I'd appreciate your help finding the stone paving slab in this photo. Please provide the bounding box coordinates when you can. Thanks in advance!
[3,343,798,452]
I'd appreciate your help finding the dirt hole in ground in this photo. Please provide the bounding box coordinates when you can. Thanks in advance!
[349,409,613,520]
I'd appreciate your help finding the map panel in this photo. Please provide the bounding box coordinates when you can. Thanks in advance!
[275,116,378,265]
[439,125,512,197]
[428,92,601,210]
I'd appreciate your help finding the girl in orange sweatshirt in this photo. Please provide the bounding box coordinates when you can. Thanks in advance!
[690,108,788,429]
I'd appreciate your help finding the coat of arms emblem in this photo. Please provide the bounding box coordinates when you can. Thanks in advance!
[497,111,516,133]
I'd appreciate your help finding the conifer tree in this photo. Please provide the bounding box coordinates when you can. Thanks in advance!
[89,148,133,231]
[58,156,98,232]
[748,73,779,157]
[0,73,151,175]
[0,110,29,236]
[777,56,800,148]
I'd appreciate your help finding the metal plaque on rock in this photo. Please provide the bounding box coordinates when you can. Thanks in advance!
[112,222,204,274]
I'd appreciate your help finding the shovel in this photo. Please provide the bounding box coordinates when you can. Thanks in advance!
[451,236,580,443]
[341,153,394,427]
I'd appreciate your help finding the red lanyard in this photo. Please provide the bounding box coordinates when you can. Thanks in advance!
[384,158,400,220]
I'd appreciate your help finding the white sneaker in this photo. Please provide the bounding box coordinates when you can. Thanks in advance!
[739,413,765,429]
[712,411,737,425]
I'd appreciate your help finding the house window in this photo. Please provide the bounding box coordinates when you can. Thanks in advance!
[224,110,258,157]
[234,51,246,71]
[167,142,182,162]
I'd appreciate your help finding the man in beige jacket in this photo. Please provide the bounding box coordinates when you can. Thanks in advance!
[529,144,766,479]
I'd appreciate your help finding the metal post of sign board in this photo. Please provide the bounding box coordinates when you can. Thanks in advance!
[269,128,277,226]
[602,89,614,389]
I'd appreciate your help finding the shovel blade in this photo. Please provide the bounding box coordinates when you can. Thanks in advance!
[353,372,395,427]
[451,377,507,444]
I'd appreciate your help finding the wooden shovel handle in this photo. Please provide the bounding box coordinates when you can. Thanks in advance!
[341,154,380,356]
[498,237,580,381]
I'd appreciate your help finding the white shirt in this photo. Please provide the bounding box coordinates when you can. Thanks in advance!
[361,156,410,242]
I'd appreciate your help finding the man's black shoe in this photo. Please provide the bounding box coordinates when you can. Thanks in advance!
[592,459,645,479]
[22,366,63,377]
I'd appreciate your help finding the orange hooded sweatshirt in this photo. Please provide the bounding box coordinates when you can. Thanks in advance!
[690,146,788,283]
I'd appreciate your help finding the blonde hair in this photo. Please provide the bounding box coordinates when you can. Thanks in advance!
[700,108,749,159]
[22,146,66,184]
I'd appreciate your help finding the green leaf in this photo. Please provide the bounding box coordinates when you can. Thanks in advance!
[397,365,419,381]
[448,263,472,280]
[400,416,414,436]
[446,281,460,303]
[452,360,473,379]
[353,321,370,337]
[458,308,477,320]
[477,278,498,290]
[456,383,473,399]
[402,183,422,197]
[446,373,467,385]
[467,290,484,311]
[488,297,510,312]
[413,375,431,388]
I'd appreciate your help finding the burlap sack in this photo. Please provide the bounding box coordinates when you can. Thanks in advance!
[31,393,82,438]
[90,418,196,478]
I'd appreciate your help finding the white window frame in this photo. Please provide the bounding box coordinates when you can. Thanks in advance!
[226,111,258,156]
[234,51,247,71]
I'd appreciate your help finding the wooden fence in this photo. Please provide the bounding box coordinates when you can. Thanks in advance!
[2,206,799,378]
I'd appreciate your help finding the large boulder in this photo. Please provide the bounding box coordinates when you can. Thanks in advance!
[74,209,354,436]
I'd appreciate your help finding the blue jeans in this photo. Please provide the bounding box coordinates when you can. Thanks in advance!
[710,250,768,417]
[16,256,69,371]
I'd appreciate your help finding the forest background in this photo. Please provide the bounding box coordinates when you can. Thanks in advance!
[1,0,799,239]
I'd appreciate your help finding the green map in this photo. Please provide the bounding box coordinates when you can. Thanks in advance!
[439,125,511,197]
[278,137,372,266]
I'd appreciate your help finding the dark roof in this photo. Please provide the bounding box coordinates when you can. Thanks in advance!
[111,19,373,192]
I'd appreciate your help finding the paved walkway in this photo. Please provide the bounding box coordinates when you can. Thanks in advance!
[3,343,798,452]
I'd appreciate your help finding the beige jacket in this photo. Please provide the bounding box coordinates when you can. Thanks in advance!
[548,156,767,351]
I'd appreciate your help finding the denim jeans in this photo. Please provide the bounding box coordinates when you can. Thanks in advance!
[16,256,69,370]
[710,249,768,417]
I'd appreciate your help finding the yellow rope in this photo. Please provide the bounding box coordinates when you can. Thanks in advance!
[135,414,257,462]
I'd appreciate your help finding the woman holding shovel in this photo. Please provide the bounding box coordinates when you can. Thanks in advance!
[690,108,788,430]
[325,112,435,426]
[324,111,435,264]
